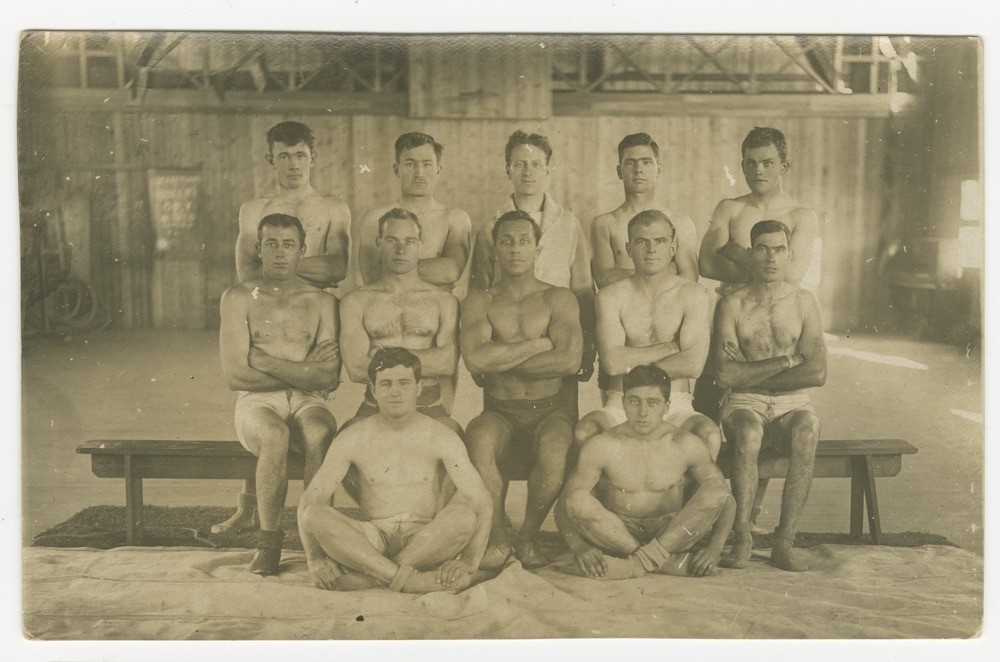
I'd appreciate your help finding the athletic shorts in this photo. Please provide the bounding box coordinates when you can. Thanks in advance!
[358,512,433,558]
[599,391,699,428]
[481,392,576,447]
[233,388,335,454]
[353,383,448,420]
[720,392,815,453]
[618,511,676,545]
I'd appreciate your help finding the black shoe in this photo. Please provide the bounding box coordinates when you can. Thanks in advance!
[249,529,284,575]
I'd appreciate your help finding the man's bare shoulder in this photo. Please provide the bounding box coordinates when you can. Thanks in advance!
[793,286,820,308]
[661,207,695,228]
[788,204,819,227]
[237,198,268,228]
[718,284,751,307]
[361,203,395,222]
[677,279,712,302]
[715,195,750,219]
[597,277,633,302]
[442,206,472,223]
[222,281,255,302]
[542,284,579,309]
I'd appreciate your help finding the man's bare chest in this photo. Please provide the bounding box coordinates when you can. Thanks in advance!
[364,294,440,339]
[487,295,551,341]
[736,299,803,353]
[620,291,685,344]
[247,294,319,344]
[261,198,331,254]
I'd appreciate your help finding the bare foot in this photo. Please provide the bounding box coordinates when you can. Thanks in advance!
[718,532,752,569]
[770,540,808,572]
[480,541,513,570]
[333,572,382,591]
[401,569,460,594]
[594,554,646,580]
[211,494,259,535]
[516,541,550,569]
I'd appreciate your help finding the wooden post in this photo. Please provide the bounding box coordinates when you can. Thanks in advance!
[861,455,882,544]
[124,454,144,545]
[850,456,865,538]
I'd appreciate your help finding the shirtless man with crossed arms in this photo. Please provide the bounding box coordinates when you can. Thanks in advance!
[577,210,721,459]
[339,208,462,434]
[218,120,353,535]
[220,213,341,574]
[463,211,583,570]
[298,348,492,593]
[714,220,827,572]
[357,132,471,291]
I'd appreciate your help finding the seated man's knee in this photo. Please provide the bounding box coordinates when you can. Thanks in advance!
[464,417,506,464]
[693,419,723,460]
[788,411,820,451]
[297,411,338,451]
[699,478,731,506]
[537,424,574,467]
[246,416,291,455]
[299,503,325,532]
[724,411,764,452]
[448,502,478,541]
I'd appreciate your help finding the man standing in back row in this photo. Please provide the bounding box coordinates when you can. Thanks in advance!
[590,132,699,287]
[714,220,826,572]
[356,132,472,291]
[216,120,353,535]
[469,130,595,384]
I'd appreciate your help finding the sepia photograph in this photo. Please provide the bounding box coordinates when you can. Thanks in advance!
[13,15,985,648]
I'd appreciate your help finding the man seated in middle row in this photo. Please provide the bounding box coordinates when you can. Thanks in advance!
[339,208,463,436]
[577,210,722,459]
[298,347,492,593]
[556,364,734,579]
[462,211,583,570]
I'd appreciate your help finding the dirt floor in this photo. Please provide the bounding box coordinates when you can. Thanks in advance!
[21,329,983,554]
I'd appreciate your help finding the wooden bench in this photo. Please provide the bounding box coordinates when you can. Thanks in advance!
[716,438,917,545]
[77,437,916,546]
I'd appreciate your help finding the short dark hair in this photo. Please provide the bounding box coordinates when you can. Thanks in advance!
[377,208,422,239]
[750,220,792,247]
[504,130,553,169]
[266,121,316,153]
[394,132,444,162]
[741,127,787,163]
[367,346,422,384]
[492,210,542,245]
[627,209,675,241]
[623,364,671,401]
[258,213,306,246]
[618,132,660,163]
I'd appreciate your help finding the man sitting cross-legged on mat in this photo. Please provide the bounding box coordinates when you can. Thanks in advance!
[714,219,827,572]
[298,347,492,593]
[555,364,735,579]
[220,213,341,575]
[462,210,583,570]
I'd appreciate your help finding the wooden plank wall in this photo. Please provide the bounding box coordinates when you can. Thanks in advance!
[21,105,892,332]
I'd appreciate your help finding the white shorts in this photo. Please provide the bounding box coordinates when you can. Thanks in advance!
[233,388,335,454]
[600,391,698,428]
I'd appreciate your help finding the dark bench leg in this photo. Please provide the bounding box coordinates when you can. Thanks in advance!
[850,455,883,545]
[124,454,144,545]
[850,460,865,538]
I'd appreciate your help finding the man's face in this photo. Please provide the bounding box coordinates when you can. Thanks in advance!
[623,385,668,436]
[741,143,787,196]
[377,217,422,275]
[267,140,314,190]
[394,144,441,198]
[507,143,549,196]
[372,364,421,418]
[494,219,539,277]
[257,225,304,279]
[618,145,660,195]
[626,220,676,276]
[749,231,791,283]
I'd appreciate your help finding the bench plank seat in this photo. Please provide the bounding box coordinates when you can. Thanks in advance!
[77,437,916,546]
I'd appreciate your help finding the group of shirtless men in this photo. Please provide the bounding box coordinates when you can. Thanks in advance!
[218,120,827,594]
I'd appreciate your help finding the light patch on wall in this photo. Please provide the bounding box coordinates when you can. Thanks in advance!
[827,346,928,371]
